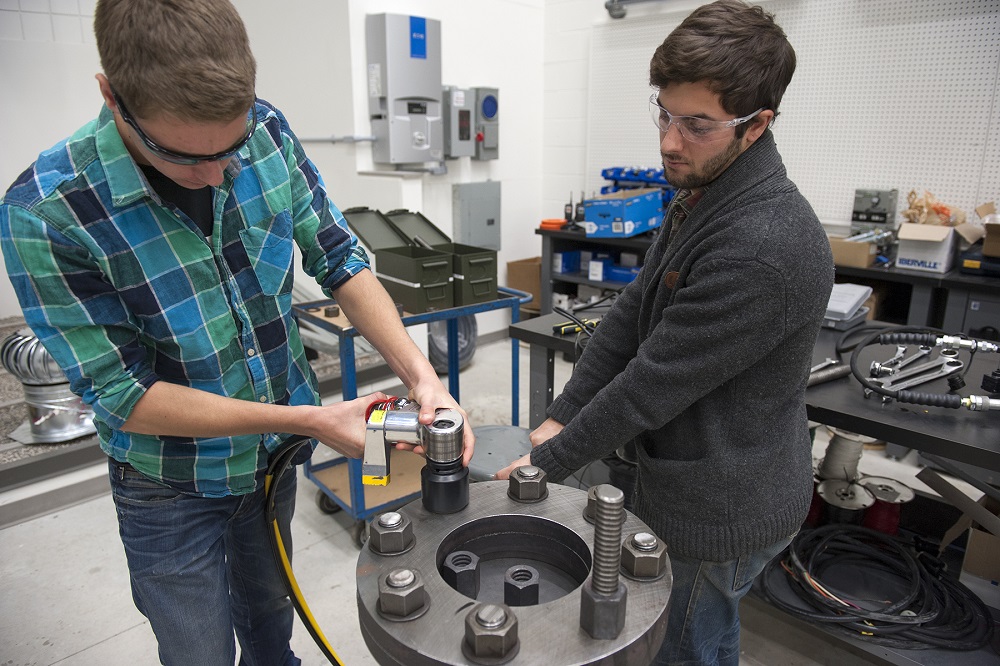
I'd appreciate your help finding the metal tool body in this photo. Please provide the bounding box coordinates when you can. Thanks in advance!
[363,398,469,514]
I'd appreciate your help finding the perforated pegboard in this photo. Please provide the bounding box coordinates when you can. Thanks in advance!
[586,0,1000,225]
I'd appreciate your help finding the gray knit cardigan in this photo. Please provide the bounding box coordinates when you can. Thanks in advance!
[531,130,834,561]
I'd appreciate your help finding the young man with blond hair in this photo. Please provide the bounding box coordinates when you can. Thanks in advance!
[499,2,833,664]
[1,1,472,663]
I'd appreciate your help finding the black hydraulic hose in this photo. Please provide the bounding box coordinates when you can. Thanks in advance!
[761,525,994,650]
[848,325,963,408]
[265,434,346,666]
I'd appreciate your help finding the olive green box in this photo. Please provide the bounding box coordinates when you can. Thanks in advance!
[374,245,454,313]
[385,210,497,306]
[342,207,454,313]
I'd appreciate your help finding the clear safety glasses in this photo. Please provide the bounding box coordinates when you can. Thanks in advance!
[649,93,764,144]
[112,88,256,165]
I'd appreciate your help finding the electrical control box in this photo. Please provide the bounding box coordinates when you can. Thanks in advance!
[851,189,898,234]
[442,86,474,159]
[366,14,443,165]
[473,87,499,161]
[453,181,501,250]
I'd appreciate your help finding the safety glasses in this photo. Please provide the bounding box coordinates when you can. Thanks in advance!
[649,93,763,144]
[112,89,256,165]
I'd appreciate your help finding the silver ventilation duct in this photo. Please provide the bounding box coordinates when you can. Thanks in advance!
[1,330,96,444]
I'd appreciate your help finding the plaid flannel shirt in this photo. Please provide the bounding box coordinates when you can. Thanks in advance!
[1,100,369,496]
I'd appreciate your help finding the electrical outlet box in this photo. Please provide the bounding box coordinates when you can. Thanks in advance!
[473,87,499,161]
[442,86,474,158]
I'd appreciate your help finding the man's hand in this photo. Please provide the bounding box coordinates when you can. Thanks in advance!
[495,452,532,480]
[529,417,564,447]
[392,379,476,466]
[311,392,388,458]
[495,417,565,479]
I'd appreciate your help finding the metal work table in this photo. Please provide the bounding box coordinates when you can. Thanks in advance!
[510,314,1000,664]
[293,288,528,536]
[510,314,1000,472]
[508,309,609,429]
[808,325,1000,472]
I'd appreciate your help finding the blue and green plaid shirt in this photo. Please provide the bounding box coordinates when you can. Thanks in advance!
[1,100,369,497]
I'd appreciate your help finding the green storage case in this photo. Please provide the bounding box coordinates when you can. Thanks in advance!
[341,207,454,313]
[384,209,498,305]
[374,246,454,313]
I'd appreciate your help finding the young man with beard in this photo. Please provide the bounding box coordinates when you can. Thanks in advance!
[498,2,833,664]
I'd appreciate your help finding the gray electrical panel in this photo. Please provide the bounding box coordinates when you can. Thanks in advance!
[851,188,898,234]
[453,181,501,250]
[473,87,499,161]
[442,86,474,158]
[366,14,443,164]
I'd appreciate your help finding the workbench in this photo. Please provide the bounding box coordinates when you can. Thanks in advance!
[509,314,1000,472]
[293,288,529,542]
[509,313,1000,664]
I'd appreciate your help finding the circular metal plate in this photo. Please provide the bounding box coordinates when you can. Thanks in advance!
[357,481,671,665]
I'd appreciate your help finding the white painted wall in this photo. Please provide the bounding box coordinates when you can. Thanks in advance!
[3,0,996,327]
[0,0,546,337]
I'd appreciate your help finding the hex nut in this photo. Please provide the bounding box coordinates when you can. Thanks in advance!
[621,532,668,579]
[378,568,426,618]
[579,579,627,640]
[507,465,548,502]
[369,511,415,555]
[464,603,519,660]
[442,550,481,599]
[503,565,539,607]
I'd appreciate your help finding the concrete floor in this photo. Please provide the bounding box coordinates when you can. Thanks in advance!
[0,336,863,666]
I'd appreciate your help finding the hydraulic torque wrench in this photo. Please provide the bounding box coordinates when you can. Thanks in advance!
[362,398,469,514]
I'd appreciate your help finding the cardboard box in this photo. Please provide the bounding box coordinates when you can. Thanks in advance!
[506,257,542,312]
[918,467,1000,609]
[895,223,955,273]
[984,220,1000,258]
[583,188,663,238]
[828,236,877,268]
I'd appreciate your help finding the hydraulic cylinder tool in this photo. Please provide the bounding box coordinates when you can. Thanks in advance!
[362,397,469,514]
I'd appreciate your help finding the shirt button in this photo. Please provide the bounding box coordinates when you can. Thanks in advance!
[247,348,256,356]
[259,396,268,403]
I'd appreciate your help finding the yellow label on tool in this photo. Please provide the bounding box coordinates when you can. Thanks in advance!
[363,474,390,486]
[369,409,387,424]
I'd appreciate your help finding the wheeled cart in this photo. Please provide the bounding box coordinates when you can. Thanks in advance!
[292,288,529,544]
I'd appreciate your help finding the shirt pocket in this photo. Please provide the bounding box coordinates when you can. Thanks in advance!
[238,209,294,297]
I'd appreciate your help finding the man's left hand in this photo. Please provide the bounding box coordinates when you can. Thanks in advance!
[392,379,476,466]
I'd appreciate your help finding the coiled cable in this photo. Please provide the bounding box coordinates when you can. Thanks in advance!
[761,524,994,651]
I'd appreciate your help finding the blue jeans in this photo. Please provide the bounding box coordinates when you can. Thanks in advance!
[652,535,794,666]
[109,458,301,666]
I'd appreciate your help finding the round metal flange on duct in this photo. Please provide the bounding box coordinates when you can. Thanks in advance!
[357,480,672,665]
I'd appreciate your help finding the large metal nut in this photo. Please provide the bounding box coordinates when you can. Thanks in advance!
[621,532,667,579]
[507,465,548,502]
[504,565,539,607]
[442,550,481,598]
[369,511,415,555]
[464,603,519,660]
[378,568,426,618]
[579,579,627,639]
